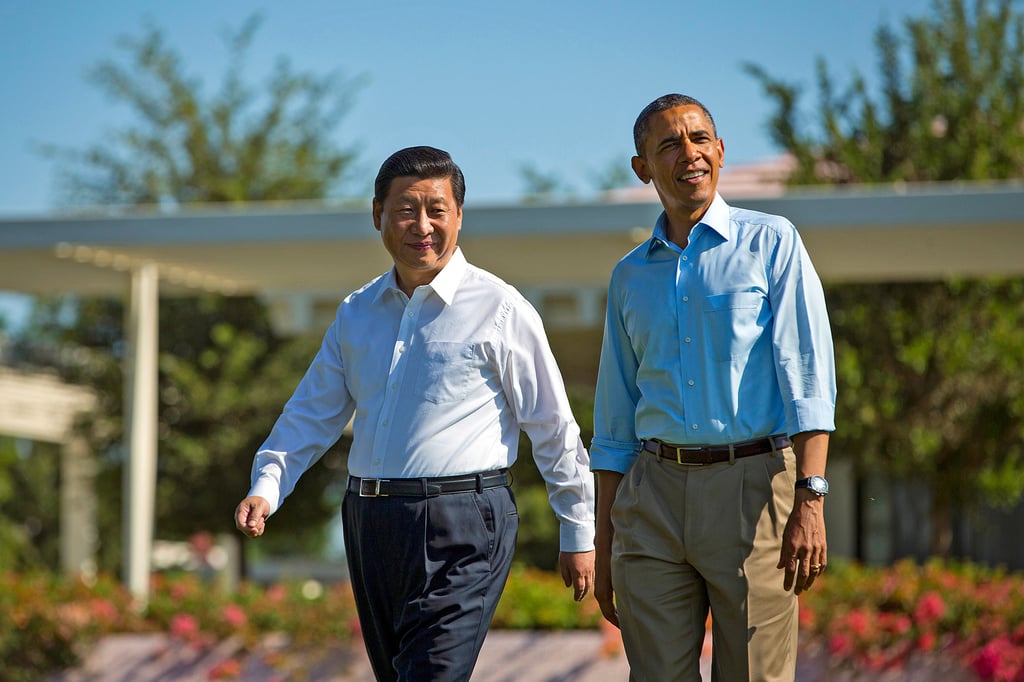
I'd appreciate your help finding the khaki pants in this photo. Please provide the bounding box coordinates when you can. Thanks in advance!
[611,446,799,682]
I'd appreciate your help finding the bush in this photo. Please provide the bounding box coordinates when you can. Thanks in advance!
[492,564,602,629]
[800,558,1024,679]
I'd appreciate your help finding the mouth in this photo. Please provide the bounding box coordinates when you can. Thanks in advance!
[678,169,708,184]
[408,241,433,252]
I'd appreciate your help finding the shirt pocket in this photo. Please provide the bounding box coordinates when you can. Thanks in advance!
[702,292,766,361]
[418,341,475,404]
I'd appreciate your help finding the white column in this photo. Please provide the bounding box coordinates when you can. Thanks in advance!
[123,262,159,605]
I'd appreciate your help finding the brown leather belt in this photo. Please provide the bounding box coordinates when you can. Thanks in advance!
[642,435,790,465]
[348,469,509,498]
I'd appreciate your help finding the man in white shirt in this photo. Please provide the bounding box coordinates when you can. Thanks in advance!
[234,146,596,681]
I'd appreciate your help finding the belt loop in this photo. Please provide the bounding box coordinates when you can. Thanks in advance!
[476,473,484,494]
[420,478,428,496]
[770,437,779,458]
[728,443,735,465]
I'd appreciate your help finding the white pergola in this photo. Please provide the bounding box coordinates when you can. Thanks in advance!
[2,180,1023,602]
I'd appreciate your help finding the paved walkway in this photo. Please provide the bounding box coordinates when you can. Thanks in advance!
[47,629,974,681]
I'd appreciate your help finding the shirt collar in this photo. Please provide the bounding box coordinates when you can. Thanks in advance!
[374,247,467,306]
[646,193,731,256]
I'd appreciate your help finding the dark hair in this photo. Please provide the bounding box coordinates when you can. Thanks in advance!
[633,94,718,157]
[373,146,466,207]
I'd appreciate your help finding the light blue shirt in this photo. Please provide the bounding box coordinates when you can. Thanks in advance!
[591,194,836,473]
[249,248,595,552]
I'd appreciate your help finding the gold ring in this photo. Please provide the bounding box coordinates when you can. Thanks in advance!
[810,564,823,570]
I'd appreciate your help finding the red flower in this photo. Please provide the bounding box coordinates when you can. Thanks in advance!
[913,591,946,627]
[170,613,200,641]
[829,633,853,656]
[221,604,247,629]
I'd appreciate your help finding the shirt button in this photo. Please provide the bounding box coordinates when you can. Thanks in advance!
[407,311,414,317]
[688,379,695,386]
[381,420,388,427]
[373,459,381,466]
[691,424,698,430]
[684,337,692,343]
[682,296,689,302]
[390,383,398,390]
[398,346,406,353]
[681,255,688,262]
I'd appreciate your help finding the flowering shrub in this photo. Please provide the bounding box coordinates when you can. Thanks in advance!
[0,570,359,680]
[8,559,1024,680]
[799,558,1024,679]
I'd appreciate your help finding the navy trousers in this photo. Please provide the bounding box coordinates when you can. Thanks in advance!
[342,485,519,681]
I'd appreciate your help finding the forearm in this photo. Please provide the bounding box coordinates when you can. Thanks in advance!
[791,430,829,479]
[595,470,623,557]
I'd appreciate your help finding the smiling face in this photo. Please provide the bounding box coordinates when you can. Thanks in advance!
[631,103,725,237]
[373,175,463,296]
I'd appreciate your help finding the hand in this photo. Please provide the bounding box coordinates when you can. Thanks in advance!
[777,490,827,594]
[595,552,618,627]
[559,550,596,602]
[234,496,270,538]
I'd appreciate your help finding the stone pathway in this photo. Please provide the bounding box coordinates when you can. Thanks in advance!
[45,629,975,681]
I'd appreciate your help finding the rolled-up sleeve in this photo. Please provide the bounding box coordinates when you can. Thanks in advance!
[591,270,644,473]
[768,224,837,435]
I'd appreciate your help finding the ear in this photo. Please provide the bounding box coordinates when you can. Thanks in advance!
[631,156,651,184]
[717,138,725,168]
[372,199,383,231]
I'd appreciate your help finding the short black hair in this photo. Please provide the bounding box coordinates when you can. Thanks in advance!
[373,146,466,207]
[633,94,718,157]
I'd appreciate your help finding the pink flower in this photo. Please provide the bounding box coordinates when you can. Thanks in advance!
[170,613,200,640]
[845,608,872,638]
[829,633,853,656]
[913,591,946,627]
[266,584,287,603]
[222,604,247,629]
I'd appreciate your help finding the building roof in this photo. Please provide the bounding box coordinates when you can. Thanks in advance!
[1,179,1023,299]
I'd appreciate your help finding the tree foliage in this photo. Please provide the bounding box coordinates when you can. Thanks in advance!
[745,0,1024,184]
[747,0,1024,556]
[47,14,364,207]
[12,16,365,573]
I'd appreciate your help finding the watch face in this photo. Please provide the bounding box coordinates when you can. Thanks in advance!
[808,476,829,495]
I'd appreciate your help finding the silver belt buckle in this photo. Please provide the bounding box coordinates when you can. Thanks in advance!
[359,478,388,497]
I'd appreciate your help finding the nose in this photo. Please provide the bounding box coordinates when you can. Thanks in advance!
[410,209,433,235]
[682,139,702,161]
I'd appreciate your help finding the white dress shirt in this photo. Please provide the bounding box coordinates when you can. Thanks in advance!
[249,247,595,552]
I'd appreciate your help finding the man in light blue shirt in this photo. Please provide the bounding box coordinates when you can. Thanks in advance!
[592,94,836,680]
[235,146,595,681]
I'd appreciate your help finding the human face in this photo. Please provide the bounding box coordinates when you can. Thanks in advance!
[631,104,724,226]
[373,175,462,295]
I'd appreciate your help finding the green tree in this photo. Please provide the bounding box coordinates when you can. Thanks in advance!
[745,0,1024,184]
[47,15,364,206]
[747,0,1024,556]
[17,16,364,574]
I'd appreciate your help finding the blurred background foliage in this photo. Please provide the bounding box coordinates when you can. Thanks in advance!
[2,0,1024,577]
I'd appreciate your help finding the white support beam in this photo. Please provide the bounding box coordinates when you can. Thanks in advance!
[123,262,159,605]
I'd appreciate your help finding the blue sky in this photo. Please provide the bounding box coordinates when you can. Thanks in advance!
[0,0,935,213]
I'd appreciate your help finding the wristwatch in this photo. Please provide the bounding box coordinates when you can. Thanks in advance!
[795,475,829,497]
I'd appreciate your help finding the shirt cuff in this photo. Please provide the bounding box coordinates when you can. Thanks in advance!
[788,397,836,435]
[560,522,596,553]
[248,476,283,516]
[589,437,640,474]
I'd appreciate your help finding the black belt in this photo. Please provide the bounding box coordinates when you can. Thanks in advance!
[642,435,790,466]
[347,469,509,498]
